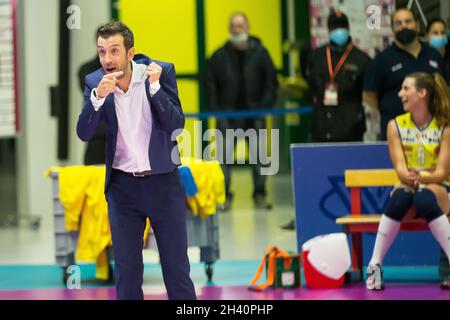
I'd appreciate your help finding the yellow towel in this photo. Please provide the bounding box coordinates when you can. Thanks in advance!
[181,158,226,218]
[45,166,92,231]
[76,166,111,279]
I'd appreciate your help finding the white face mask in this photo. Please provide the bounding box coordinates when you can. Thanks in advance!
[230,33,248,45]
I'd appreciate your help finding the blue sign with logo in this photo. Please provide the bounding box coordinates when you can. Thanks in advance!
[291,143,439,266]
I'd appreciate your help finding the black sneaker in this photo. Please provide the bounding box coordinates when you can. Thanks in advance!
[254,195,273,210]
[280,219,295,230]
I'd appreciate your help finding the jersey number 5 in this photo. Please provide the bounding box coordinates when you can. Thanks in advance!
[417,146,425,166]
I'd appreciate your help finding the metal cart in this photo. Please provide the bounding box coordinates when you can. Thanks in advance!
[185,211,220,281]
[49,171,89,284]
[49,167,220,284]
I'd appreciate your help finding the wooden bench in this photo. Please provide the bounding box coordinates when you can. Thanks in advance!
[336,169,431,281]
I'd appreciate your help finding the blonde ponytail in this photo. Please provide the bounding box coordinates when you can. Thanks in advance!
[432,73,450,128]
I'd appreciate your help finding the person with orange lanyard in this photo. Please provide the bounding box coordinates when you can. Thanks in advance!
[306,9,371,142]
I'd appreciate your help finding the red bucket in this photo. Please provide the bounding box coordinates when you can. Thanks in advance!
[301,233,350,289]
[302,250,345,288]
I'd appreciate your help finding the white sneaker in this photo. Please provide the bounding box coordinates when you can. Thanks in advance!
[366,264,384,290]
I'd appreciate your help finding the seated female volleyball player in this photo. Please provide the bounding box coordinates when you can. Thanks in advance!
[366,72,450,290]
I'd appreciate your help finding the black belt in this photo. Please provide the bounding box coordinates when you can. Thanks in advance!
[112,168,152,177]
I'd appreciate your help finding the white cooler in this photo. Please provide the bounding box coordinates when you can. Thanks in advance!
[302,233,351,288]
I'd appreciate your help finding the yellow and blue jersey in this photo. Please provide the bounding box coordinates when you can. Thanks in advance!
[395,112,449,185]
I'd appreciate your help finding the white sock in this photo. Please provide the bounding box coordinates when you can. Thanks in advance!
[428,215,450,262]
[369,215,401,266]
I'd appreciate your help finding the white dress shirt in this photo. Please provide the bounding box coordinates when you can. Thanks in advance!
[90,60,161,173]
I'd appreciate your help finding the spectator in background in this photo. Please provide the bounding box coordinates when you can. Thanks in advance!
[205,12,278,211]
[78,56,107,165]
[426,18,450,82]
[363,8,445,141]
[305,9,371,142]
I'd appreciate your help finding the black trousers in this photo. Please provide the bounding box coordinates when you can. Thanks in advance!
[106,169,197,300]
[216,118,267,198]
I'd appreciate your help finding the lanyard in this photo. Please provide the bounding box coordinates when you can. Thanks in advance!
[326,43,353,82]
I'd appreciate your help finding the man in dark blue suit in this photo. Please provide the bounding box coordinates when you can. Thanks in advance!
[76,21,196,300]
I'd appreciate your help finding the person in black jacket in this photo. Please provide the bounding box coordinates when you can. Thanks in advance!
[307,9,371,142]
[205,12,278,211]
[78,55,107,165]
[363,8,445,141]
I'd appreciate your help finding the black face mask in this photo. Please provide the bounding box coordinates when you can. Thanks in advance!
[395,28,417,45]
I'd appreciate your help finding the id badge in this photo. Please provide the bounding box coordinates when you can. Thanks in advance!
[323,82,338,106]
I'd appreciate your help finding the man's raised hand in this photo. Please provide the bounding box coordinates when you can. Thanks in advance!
[146,62,162,84]
[96,71,123,98]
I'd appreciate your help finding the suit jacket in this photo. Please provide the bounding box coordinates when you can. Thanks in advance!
[78,55,107,165]
[76,54,184,191]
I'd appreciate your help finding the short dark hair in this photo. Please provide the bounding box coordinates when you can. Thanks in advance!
[327,9,349,31]
[96,21,134,52]
[391,8,417,28]
[426,18,446,34]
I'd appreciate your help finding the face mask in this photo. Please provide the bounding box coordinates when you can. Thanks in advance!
[429,36,448,50]
[395,28,417,45]
[230,33,248,45]
[330,28,350,46]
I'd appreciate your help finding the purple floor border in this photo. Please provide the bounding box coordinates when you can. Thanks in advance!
[0,283,449,300]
